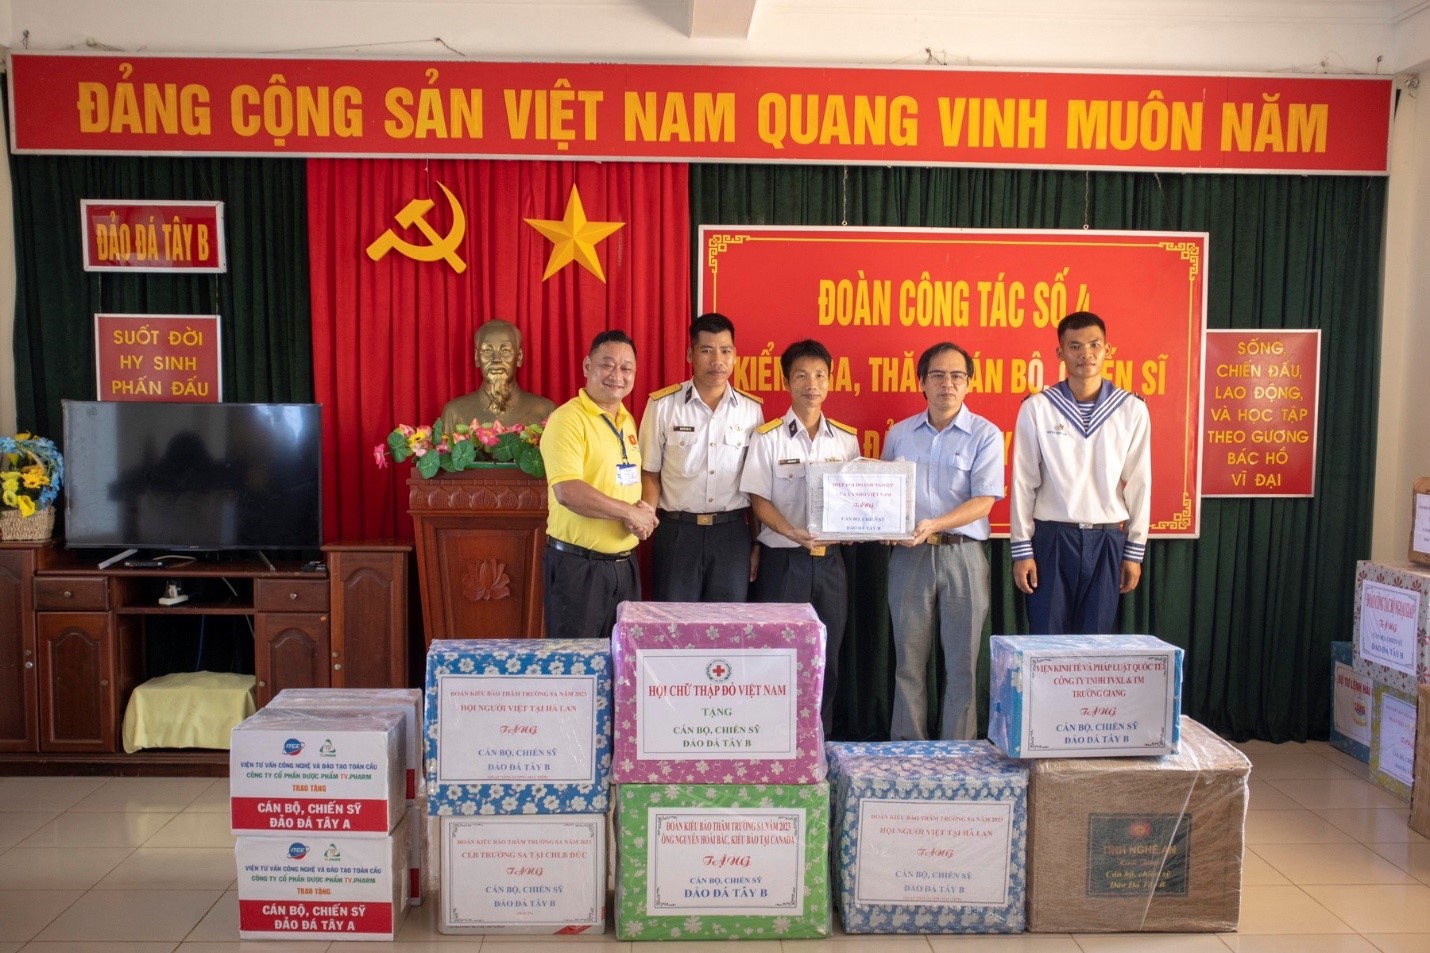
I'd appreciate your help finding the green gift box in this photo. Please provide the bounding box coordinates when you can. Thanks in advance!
[616,783,832,941]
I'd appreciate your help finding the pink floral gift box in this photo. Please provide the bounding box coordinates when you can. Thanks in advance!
[611,601,828,784]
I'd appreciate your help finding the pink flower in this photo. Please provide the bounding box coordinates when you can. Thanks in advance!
[435,441,450,454]
[478,429,500,448]
[372,444,389,468]
[397,424,416,437]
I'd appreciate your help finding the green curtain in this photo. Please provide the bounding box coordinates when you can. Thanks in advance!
[10,154,312,437]
[690,166,1385,743]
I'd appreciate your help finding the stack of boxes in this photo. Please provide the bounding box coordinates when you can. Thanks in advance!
[825,740,1028,934]
[986,633,1251,934]
[423,638,612,935]
[229,705,412,940]
[1351,560,1429,800]
[610,601,832,941]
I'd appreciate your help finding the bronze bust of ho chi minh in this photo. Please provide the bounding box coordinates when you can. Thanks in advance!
[438,319,556,435]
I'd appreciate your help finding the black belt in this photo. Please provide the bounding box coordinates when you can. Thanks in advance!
[658,508,749,526]
[926,533,979,545]
[548,539,633,561]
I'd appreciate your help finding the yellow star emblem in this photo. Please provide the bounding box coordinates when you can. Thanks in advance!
[524,185,626,283]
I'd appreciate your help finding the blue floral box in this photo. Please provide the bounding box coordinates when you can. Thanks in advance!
[423,639,612,816]
[825,741,1028,934]
[1330,641,1372,763]
[989,634,1183,759]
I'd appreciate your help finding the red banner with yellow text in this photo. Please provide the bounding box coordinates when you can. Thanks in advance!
[7,52,1391,174]
[699,226,1205,537]
[1201,329,1319,497]
[94,314,222,402]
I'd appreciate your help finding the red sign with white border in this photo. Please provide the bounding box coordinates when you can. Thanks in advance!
[7,52,1392,174]
[94,314,222,402]
[1201,329,1319,497]
[698,226,1206,537]
[81,200,227,272]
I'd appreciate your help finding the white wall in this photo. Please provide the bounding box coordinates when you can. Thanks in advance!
[1,0,1425,558]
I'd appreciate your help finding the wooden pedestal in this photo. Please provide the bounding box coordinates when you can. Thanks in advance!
[408,467,547,644]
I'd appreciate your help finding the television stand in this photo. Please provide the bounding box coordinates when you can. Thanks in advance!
[0,540,414,773]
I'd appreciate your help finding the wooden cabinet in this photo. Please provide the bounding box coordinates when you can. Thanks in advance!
[325,544,409,688]
[253,611,331,707]
[35,611,140,752]
[0,547,40,752]
[0,542,411,771]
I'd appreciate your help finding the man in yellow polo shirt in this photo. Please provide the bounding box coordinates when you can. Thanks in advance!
[540,330,658,640]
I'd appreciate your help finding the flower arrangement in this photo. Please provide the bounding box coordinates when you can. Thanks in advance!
[375,418,546,479]
[1,433,63,518]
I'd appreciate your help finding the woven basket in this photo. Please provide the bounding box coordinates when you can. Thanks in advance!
[0,506,55,541]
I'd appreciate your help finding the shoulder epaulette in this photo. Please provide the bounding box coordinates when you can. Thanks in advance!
[733,387,764,405]
[756,418,784,435]
[648,383,682,401]
[830,419,858,436]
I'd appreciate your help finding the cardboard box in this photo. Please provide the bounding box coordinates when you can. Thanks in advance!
[268,688,424,800]
[230,707,405,836]
[1410,684,1430,837]
[826,740,1027,934]
[612,601,828,784]
[1353,561,1430,692]
[437,814,607,934]
[1026,717,1249,933]
[424,638,611,816]
[236,808,411,940]
[806,459,916,541]
[988,634,1184,759]
[1330,641,1372,763]
[615,782,832,941]
[406,799,424,906]
[1370,681,1418,801]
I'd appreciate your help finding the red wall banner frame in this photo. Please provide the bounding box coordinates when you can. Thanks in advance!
[94,314,223,403]
[7,52,1392,174]
[698,226,1206,537]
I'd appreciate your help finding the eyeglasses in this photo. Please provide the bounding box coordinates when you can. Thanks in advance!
[924,371,970,385]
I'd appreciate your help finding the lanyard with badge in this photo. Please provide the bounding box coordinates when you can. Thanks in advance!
[601,414,639,486]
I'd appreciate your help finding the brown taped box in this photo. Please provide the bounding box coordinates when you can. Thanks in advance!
[1411,684,1430,837]
[1027,717,1250,933]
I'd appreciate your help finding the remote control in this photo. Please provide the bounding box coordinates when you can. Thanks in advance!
[124,559,164,568]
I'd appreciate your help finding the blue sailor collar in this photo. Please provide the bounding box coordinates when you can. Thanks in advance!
[1043,380,1133,437]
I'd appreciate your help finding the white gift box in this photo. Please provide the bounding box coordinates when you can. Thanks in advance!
[236,808,411,940]
[268,688,424,800]
[230,707,405,836]
[989,634,1183,759]
[826,740,1028,934]
[424,638,612,815]
[1353,560,1430,692]
[438,814,607,934]
[806,459,916,541]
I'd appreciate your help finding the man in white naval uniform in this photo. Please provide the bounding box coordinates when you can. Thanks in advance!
[638,313,764,601]
[740,339,860,737]
[1010,311,1152,635]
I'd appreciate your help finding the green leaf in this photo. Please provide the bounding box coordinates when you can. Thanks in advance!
[518,443,545,478]
[387,430,412,463]
[416,451,441,478]
[450,440,478,469]
[491,434,518,462]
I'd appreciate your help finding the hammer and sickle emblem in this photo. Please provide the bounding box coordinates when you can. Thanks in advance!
[365,181,467,273]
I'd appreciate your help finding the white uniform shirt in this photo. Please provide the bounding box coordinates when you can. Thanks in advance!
[740,408,861,549]
[638,381,765,513]
[1009,380,1152,563]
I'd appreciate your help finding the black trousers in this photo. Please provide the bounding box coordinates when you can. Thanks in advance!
[650,513,751,602]
[542,543,641,640]
[750,543,847,737]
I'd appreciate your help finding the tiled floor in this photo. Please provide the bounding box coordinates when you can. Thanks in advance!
[0,740,1426,951]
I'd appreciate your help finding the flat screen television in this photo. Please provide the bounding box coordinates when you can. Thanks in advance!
[62,400,323,552]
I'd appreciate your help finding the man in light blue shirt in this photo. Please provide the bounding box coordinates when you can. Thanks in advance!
[881,342,1005,740]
